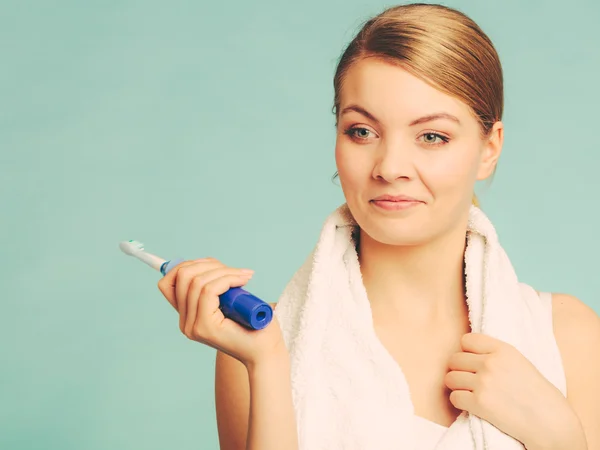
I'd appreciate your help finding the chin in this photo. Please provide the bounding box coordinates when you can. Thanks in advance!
[367,228,431,247]
[356,215,432,247]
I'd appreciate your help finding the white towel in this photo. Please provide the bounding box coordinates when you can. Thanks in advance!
[273,202,567,450]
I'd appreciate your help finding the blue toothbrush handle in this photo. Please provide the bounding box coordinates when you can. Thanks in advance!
[160,258,273,330]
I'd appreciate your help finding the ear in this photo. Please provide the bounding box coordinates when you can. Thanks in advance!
[476,121,503,180]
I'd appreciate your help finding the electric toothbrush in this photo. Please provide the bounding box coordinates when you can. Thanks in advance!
[119,240,273,330]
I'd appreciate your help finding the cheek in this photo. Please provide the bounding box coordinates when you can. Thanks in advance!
[334,140,344,171]
[420,149,480,194]
[335,140,366,186]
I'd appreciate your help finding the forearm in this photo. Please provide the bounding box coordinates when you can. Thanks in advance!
[524,409,587,450]
[245,354,298,450]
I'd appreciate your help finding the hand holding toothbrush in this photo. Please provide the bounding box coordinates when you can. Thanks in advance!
[157,257,287,368]
[119,240,287,368]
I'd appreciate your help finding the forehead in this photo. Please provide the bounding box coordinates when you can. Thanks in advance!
[339,58,475,124]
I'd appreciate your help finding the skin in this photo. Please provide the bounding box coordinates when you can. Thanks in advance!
[334,56,599,449]
[335,57,502,325]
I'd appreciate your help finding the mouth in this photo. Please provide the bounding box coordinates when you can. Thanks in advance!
[370,199,423,211]
[371,194,421,202]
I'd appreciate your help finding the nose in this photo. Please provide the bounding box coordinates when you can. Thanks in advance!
[371,139,416,182]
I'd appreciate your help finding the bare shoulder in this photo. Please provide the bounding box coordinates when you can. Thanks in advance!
[550,292,600,449]
[550,292,600,343]
[214,302,278,450]
[550,292,600,367]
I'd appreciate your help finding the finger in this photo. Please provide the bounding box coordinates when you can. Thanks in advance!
[460,333,499,354]
[185,270,253,336]
[184,266,254,332]
[449,389,475,413]
[175,259,224,327]
[448,351,484,373]
[444,370,477,391]
[157,258,212,310]
[191,272,255,339]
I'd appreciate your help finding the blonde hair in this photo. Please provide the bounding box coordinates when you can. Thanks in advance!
[331,3,503,208]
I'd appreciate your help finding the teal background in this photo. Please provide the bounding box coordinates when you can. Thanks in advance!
[2,0,599,449]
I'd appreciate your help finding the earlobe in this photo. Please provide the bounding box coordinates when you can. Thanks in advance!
[476,121,503,180]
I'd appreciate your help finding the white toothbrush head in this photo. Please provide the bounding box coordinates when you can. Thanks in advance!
[119,239,145,256]
[119,239,166,272]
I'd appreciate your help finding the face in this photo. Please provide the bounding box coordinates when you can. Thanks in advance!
[335,57,503,246]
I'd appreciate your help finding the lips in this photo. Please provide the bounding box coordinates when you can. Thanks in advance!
[371,194,421,202]
[371,198,422,211]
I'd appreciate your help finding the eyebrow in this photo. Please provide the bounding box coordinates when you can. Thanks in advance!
[340,105,461,126]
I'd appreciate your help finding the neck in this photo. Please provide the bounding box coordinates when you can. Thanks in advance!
[358,217,470,329]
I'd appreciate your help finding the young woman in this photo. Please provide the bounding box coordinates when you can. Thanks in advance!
[157,4,599,450]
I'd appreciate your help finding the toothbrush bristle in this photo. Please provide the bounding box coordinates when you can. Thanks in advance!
[119,240,145,255]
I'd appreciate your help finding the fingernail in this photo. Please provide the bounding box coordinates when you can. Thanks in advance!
[240,269,254,274]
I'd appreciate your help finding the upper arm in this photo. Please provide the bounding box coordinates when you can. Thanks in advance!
[214,303,278,450]
[551,292,600,450]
